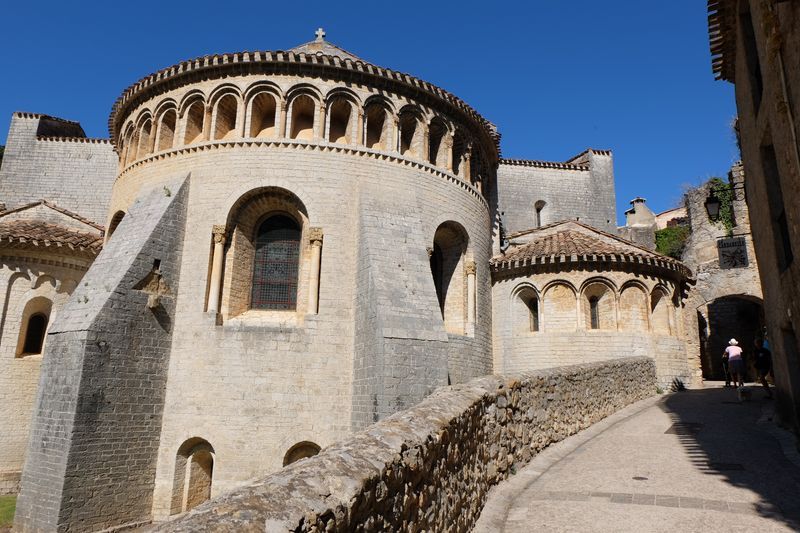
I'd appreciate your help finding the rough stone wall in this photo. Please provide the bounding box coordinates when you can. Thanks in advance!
[0,257,87,495]
[0,113,117,223]
[680,164,762,384]
[492,269,691,388]
[151,358,655,532]
[497,150,617,236]
[722,0,800,429]
[14,177,189,532]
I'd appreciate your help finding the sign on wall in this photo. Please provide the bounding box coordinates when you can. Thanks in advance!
[717,236,748,269]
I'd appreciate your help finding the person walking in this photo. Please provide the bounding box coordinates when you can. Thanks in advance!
[724,338,745,388]
[753,338,773,399]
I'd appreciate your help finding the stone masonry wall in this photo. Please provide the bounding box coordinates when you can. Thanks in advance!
[497,151,617,236]
[153,358,655,532]
[14,177,189,532]
[0,113,117,224]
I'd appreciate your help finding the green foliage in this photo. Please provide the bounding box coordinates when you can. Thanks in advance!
[655,225,690,259]
[0,495,16,527]
[708,177,735,236]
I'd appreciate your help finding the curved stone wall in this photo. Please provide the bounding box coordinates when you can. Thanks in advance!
[492,269,691,387]
[104,68,497,517]
[150,358,655,532]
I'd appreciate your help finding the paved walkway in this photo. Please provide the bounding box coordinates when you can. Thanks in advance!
[475,383,800,532]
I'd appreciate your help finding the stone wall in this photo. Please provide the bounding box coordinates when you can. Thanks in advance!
[497,150,617,236]
[0,113,117,224]
[0,257,88,495]
[152,357,655,532]
[712,0,800,429]
[680,164,763,383]
[492,270,690,388]
[14,177,189,532]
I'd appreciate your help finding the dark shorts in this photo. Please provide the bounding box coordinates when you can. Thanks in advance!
[729,359,745,374]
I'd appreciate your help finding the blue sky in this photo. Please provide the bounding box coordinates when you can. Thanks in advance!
[0,0,738,223]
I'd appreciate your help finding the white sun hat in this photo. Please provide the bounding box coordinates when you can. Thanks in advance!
[729,338,739,346]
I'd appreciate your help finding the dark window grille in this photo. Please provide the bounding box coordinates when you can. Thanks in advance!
[23,313,48,354]
[251,215,300,310]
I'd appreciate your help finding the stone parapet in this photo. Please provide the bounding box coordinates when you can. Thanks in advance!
[152,357,655,532]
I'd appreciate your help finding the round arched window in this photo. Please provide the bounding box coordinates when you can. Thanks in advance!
[23,313,49,354]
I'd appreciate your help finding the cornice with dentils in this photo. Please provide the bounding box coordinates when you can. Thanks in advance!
[107,49,502,157]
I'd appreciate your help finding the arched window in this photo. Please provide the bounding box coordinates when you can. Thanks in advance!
[398,109,423,157]
[327,97,353,144]
[212,94,238,140]
[249,92,277,138]
[289,95,316,140]
[16,296,53,357]
[283,441,321,466]
[107,210,126,239]
[156,109,177,151]
[364,103,389,150]
[170,438,214,515]
[513,286,540,334]
[183,100,205,145]
[136,119,153,160]
[22,313,48,355]
[451,130,469,176]
[428,118,447,165]
[251,215,301,310]
[583,281,616,331]
[121,125,136,167]
[535,200,546,228]
[431,222,468,334]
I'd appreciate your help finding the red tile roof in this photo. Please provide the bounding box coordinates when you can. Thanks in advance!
[0,220,103,254]
[493,221,690,278]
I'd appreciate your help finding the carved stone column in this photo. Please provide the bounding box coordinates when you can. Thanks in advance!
[466,260,476,325]
[278,102,288,138]
[207,225,226,314]
[308,227,324,314]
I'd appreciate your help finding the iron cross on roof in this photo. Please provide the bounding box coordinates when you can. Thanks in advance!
[315,27,326,41]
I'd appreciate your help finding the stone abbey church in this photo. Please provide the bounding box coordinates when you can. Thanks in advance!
[0,33,695,531]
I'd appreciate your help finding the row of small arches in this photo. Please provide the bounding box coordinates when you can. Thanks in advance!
[512,279,676,335]
[118,83,490,189]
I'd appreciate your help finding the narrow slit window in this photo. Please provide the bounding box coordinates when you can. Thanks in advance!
[589,296,600,330]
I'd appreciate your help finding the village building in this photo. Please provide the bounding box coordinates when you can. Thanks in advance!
[709,0,800,430]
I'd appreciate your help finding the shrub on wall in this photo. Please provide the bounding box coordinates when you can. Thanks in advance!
[655,225,690,259]
[708,177,735,235]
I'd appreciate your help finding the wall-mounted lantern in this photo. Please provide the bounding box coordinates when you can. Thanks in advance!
[704,194,721,221]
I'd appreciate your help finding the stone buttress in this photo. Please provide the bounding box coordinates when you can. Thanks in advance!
[14,177,189,532]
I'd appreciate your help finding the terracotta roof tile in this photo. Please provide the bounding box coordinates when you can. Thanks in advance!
[0,220,103,254]
[493,221,690,278]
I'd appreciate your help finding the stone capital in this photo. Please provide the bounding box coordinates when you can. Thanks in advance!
[212,225,227,245]
[309,226,324,245]
[465,260,476,275]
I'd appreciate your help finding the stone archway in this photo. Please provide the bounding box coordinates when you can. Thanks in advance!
[699,295,764,380]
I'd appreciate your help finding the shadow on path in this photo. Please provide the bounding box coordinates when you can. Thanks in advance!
[662,385,800,529]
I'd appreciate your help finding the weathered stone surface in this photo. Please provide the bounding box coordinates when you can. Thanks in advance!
[152,357,655,532]
[14,176,190,532]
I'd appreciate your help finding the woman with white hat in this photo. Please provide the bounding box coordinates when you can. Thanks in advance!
[724,338,745,388]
